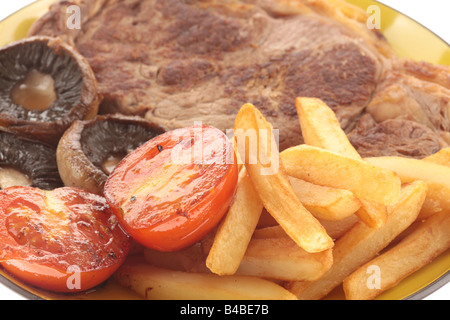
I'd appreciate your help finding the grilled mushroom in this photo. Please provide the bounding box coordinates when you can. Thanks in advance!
[57,114,166,195]
[0,36,101,145]
[0,128,63,190]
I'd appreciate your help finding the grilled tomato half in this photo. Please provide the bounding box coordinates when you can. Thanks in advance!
[0,186,130,293]
[104,125,238,252]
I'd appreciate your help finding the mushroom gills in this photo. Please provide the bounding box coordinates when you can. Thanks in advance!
[0,36,100,145]
[81,117,166,175]
[11,69,57,112]
[57,114,166,195]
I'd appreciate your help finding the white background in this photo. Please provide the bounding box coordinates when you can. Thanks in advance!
[0,0,448,300]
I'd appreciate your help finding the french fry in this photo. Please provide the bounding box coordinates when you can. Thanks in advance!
[280,145,401,206]
[424,147,450,166]
[234,237,333,281]
[114,260,298,300]
[234,103,333,253]
[188,230,332,282]
[285,181,427,300]
[206,167,263,275]
[365,156,450,219]
[355,200,388,229]
[254,213,361,241]
[343,210,450,300]
[296,97,361,157]
[289,176,361,221]
[295,97,388,227]
[318,214,360,240]
[254,215,361,242]
[253,207,360,240]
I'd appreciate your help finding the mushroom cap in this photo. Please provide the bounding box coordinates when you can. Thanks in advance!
[57,114,166,195]
[0,36,101,145]
[0,128,63,190]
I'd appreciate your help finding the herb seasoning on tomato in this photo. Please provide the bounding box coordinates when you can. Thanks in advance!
[104,125,238,252]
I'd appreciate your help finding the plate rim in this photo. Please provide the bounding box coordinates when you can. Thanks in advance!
[404,271,450,300]
[0,271,42,300]
[372,0,449,47]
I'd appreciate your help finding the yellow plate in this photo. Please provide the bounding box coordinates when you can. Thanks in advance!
[0,0,449,300]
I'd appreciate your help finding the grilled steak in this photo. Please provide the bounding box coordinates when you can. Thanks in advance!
[348,114,442,159]
[366,58,450,149]
[30,0,450,154]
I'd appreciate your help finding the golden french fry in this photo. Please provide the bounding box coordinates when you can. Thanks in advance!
[343,210,450,300]
[206,167,263,275]
[196,229,332,282]
[318,214,361,240]
[354,200,387,229]
[365,156,450,219]
[285,181,427,300]
[234,103,333,253]
[114,260,298,300]
[253,214,360,241]
[234,237,333,281]
[295,97,387,227]
[296,97,361,158]
[281,145,401,206]
[424,147,450,166]
[288,176,361,221]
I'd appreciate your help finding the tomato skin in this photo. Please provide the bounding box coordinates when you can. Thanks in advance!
[104,125,238,252]
[1,259,123,293]
[0,186,130,293]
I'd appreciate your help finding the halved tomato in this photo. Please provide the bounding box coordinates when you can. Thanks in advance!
[0,186,130,293]
[104,125,238,252]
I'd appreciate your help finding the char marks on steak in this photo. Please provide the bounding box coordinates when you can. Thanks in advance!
[30,0,450,154]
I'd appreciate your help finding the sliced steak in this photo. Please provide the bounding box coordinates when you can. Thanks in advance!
[29,0,388,150]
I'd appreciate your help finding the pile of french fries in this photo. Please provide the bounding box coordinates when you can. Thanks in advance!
[114,97,450,300]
